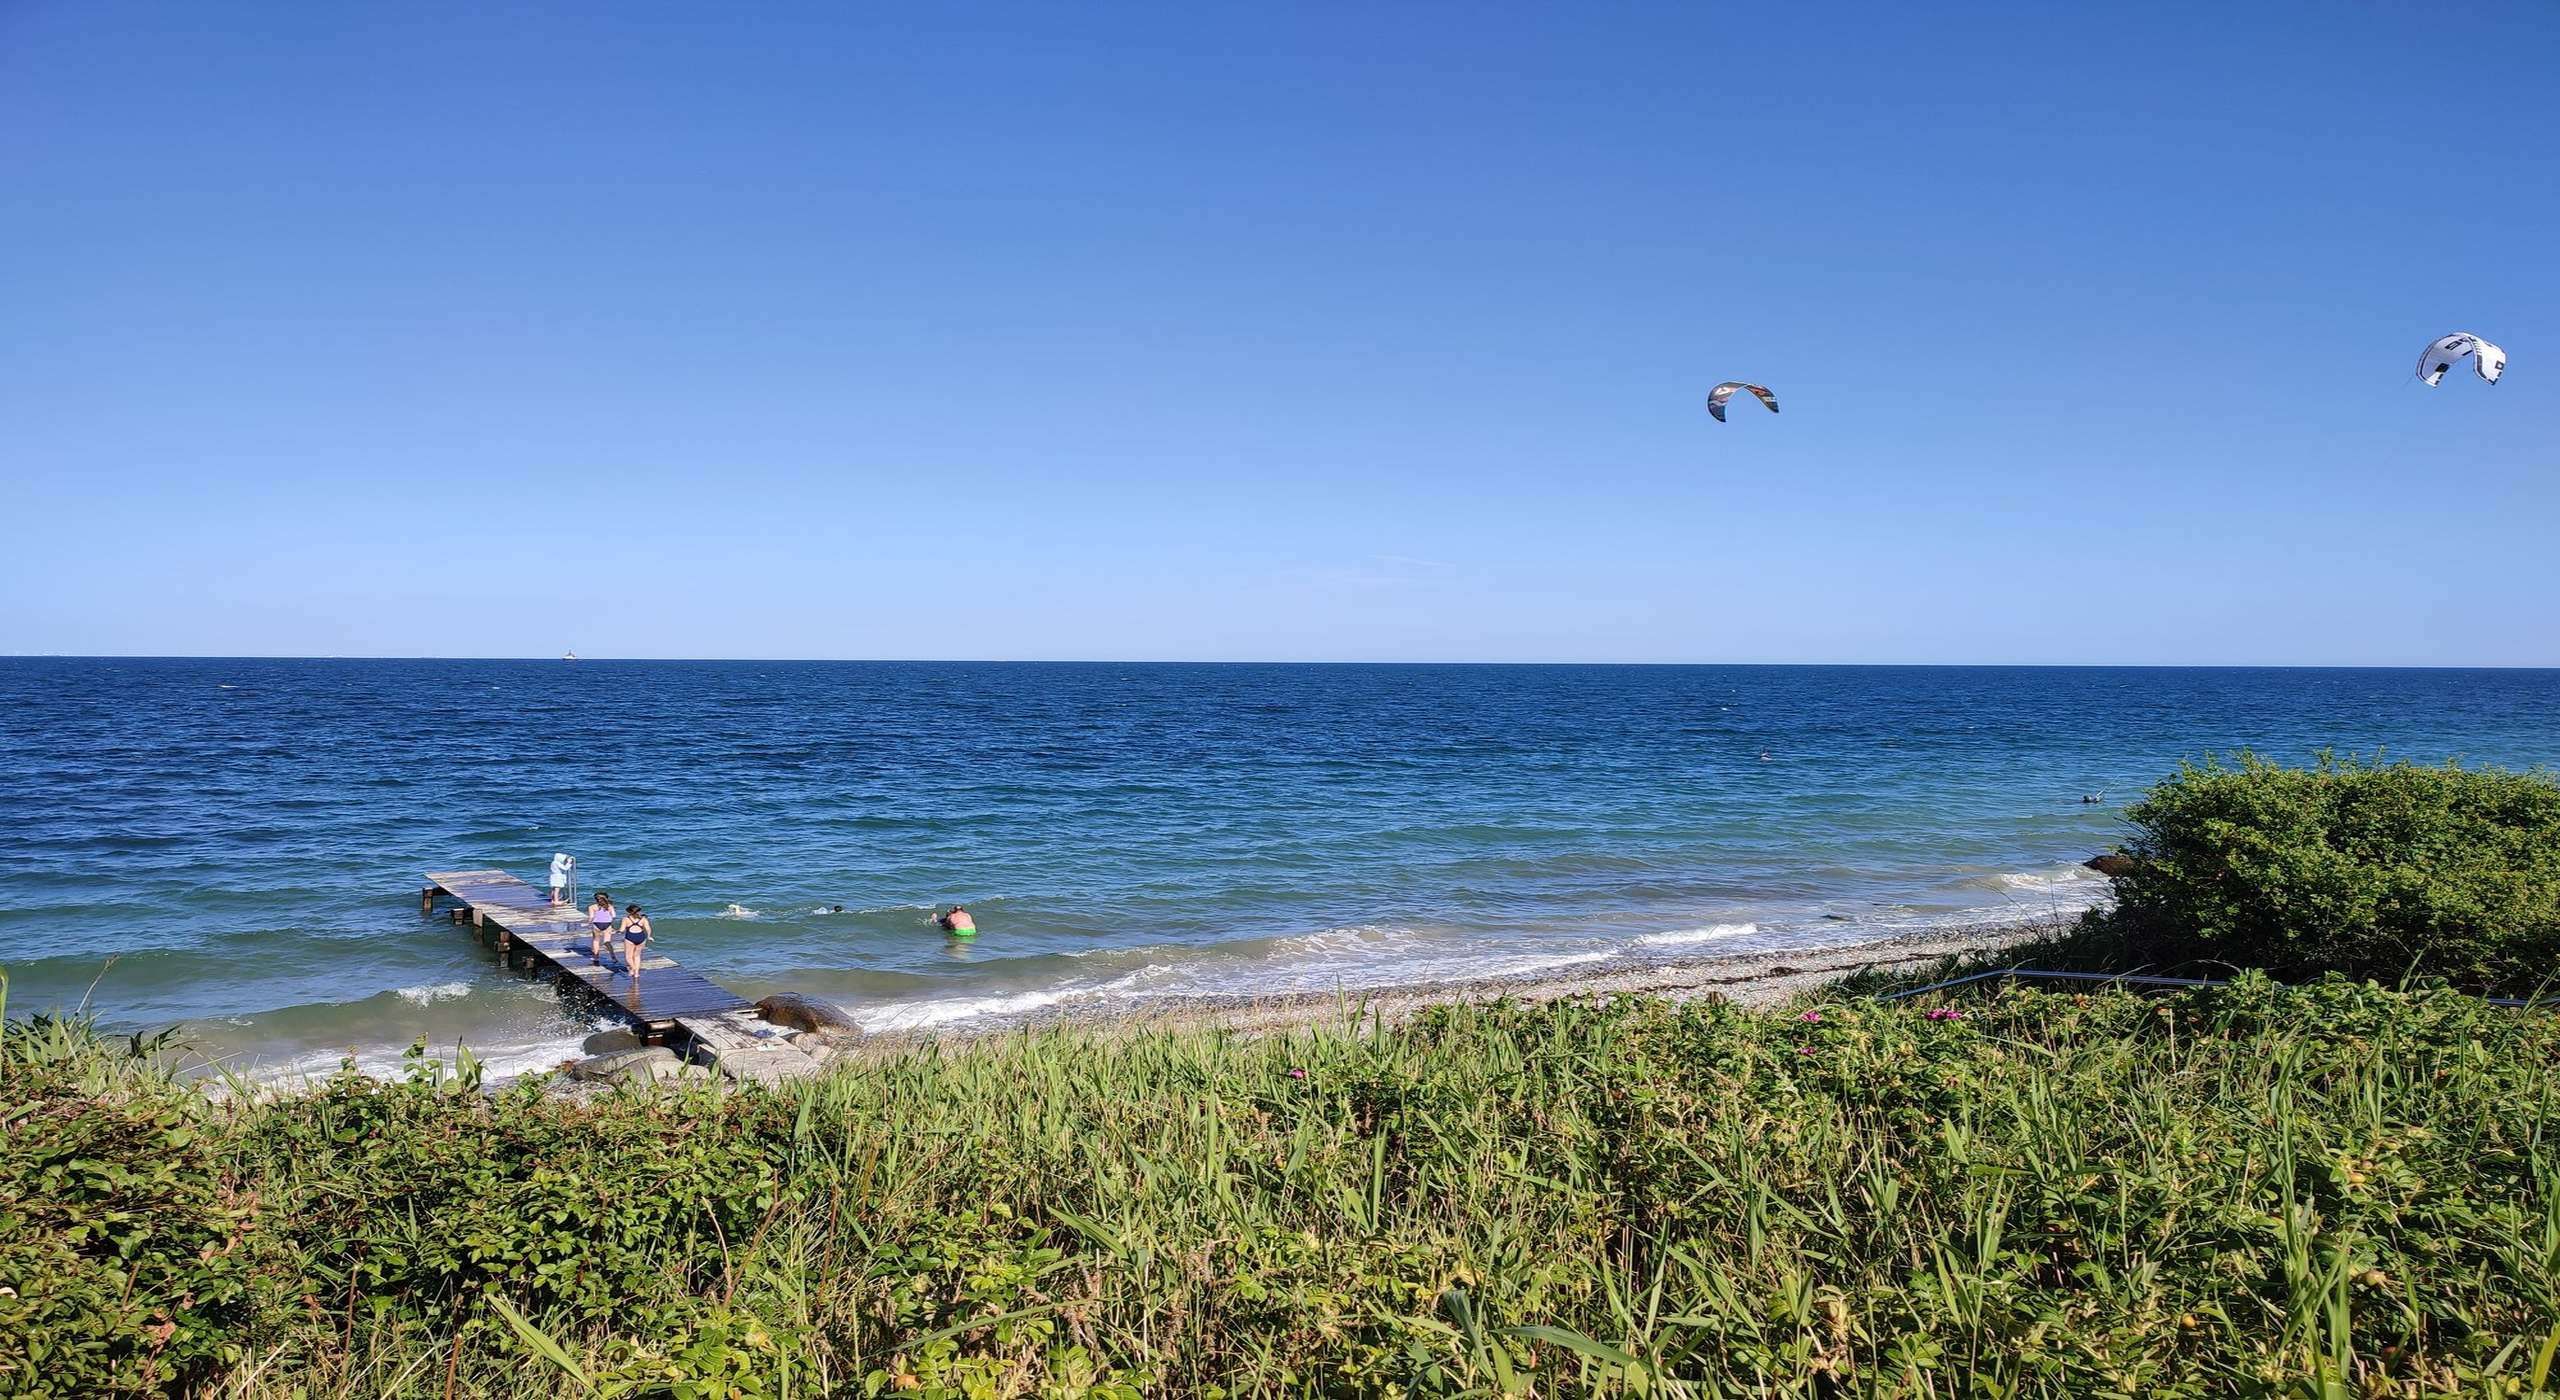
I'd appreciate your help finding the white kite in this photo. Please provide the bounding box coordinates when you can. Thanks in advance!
[2416,333,2506,387]
[1707,381,1780,422]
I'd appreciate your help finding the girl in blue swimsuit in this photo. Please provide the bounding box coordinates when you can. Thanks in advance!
[619,905,652,980]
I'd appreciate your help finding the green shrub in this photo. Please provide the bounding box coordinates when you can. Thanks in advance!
[2102,753,2560,993]
[0,1012,267,1398]
[11,984,2560,1396]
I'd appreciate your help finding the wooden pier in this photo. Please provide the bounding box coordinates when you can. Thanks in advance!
[421,868,817,1084]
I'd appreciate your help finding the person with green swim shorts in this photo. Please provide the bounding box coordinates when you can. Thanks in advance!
[937,905,977,938]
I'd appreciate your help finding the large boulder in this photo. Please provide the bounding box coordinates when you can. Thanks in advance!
[570,1047,677,1083]
[581,1027,645,1056]
[755,992,862,1037]
[2084,853,2139,878]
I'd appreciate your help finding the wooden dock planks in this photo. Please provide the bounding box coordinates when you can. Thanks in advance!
[423,868,753,1033]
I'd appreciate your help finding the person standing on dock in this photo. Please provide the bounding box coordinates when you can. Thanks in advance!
[587,890,618,963]
[619,904,652,979]
[549,851,575,906]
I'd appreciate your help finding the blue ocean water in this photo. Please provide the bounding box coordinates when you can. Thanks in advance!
[3,660,2557,1077]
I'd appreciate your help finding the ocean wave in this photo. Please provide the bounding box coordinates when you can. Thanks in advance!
[240,1027,599,1091]
[855,988,1067,1032]
[394,980,474,1006]
[1262,923,1413,957]
[1636,922,1757,948]
[716,904,761,920]
[1945,864,2110,898]
[1993,867,2105,892]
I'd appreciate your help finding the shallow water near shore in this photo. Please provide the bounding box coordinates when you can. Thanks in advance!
[4,660,2557,1078]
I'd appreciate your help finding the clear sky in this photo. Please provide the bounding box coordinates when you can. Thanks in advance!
[2,1,2553,664]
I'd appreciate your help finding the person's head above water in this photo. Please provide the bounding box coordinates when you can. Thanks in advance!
[592,891,610,904]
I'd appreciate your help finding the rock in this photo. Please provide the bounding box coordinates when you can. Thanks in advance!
[626,1056,716,1086]
[581,1027,645,1055]
[2084,854,2139,878]
[755,992,863,1037]
[710,1046,820,1087]
[571,1047,676,1083]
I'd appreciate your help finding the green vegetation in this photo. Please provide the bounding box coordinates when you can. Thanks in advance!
[9,972,2560,1397]
[2098,754,2560,995]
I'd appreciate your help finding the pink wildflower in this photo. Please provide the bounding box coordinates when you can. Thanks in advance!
[1796,1046,1815,1056]
[1287,1068,1307,1080]
[1797,1010,1823,1023]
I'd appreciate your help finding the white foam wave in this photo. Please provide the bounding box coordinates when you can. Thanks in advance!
[1993,866,2108,893]
[1637,922,1757,948]
[394,980,473,1006]
[855,988,1067,1032]
[1264,923,1411,956]
[716,904,761,920]
[249,1031,595,1091]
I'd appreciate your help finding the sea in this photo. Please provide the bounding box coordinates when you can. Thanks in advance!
[4,659,2557,1082]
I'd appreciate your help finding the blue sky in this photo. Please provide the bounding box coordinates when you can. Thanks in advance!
[2,1,2553,664]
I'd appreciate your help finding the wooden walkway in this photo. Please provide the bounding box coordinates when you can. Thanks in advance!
[422,869,751,1034]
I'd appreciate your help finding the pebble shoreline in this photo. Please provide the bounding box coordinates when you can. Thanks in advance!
[520,916,2077,1092]
[844,915,2075,1053]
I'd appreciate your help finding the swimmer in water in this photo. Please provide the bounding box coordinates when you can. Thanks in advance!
[937,905,977,938]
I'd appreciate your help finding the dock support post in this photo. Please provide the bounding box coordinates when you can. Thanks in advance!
[420,887,437,915]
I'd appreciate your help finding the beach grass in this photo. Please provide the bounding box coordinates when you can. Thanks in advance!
[9,972,2560,1397]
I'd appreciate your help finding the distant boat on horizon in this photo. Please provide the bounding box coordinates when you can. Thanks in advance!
[563,651,578,662]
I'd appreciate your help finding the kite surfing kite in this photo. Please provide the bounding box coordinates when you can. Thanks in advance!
[2416,333,2505,387]
[1707,381,1779,422]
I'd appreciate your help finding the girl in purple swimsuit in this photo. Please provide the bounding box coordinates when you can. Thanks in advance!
[587,892,617,963]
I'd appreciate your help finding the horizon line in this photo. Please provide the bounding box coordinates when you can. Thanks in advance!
[6,654,2559,671]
